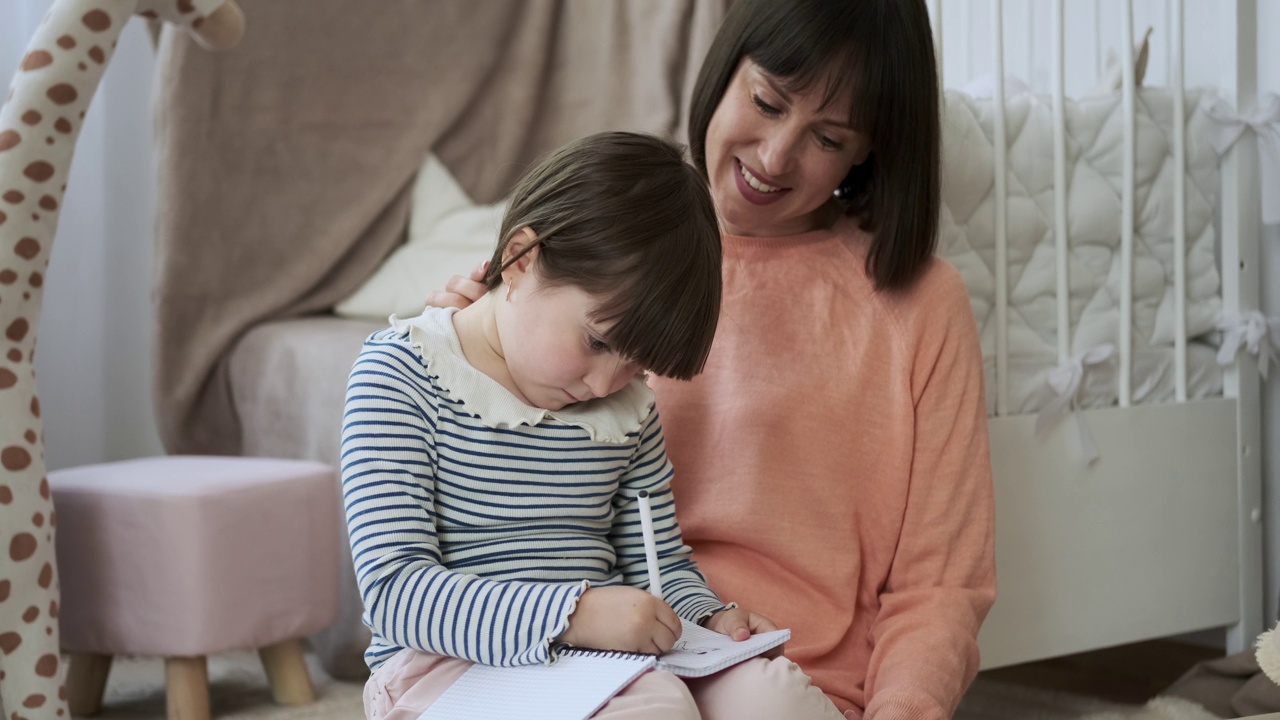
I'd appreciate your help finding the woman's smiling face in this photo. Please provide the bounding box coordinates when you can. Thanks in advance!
[704,59,871,238]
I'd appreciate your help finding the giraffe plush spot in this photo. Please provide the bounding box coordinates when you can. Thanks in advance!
[21,51,53,71]
[178,0,196,13]
[31,513,43,528]
[1,446,32,471]
[4,191,25,203]
[15,238,40,259]
[7,350,21,362]
[78,63,87,71]
[21,607,37,623]
[0,368,16,388]
[49,510,55,527]
[57,35,76,49]
[82,9,112,31]
[47,84,78,105]
[29,272,43,287]
[89,47,105,64]
[6,319,29,341]
[0,270,16,285]
[54,118,72,134]
[38,477,48,499]
[24,430,37,443]
[45,138,53,145]
[23,162,54,183]
[0,485,11,503]
[0,130,20,152]
[0,579,9,601]
[21,696,44,709]
[35,654,58,677]
[21,110,41,125]
[9,532,37,561]
[31,396,41,417]
[38,196,57,211]
[49,601,57,618]
[0,210,6,224]
[193,17,205,29]
[0,632,21,654]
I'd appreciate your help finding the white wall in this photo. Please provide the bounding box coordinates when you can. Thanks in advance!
[1,5,162,471]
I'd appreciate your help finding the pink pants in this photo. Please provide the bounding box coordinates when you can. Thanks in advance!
[364,648,851,720]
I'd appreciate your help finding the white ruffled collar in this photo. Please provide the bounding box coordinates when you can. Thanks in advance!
[389,308,653,444]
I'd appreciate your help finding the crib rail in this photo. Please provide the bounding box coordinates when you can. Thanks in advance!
[929,0,1265,660]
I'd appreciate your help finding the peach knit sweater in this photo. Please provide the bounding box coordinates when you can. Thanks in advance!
[650,218,996,719]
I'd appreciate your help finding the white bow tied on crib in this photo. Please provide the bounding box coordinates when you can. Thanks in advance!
[1217,311,1280,380]
[1034,345,1115,466]
[1201,93,1280,225]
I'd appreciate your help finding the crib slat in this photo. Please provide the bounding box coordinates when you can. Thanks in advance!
[1119,0,1135,408]
[929,0,943,90]
[1171,0,1188,402]
[1052,0,1070,366]
[992,0,1009,417]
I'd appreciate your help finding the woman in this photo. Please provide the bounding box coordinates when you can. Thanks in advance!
[429,1,995,717]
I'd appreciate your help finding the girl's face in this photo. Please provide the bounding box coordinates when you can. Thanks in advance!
[494,245,642,411]
[705,59,871,238]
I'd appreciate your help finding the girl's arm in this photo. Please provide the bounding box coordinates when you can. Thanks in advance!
[863,269,997,719]
[341,336,588,667]
[608,406,729,623]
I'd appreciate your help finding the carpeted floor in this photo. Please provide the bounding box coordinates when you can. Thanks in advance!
[90,651,1209,720]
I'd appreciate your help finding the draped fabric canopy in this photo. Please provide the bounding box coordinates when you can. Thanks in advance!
[153,0,728,453]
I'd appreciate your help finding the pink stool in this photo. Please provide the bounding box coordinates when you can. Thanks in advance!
[50,456,341,719]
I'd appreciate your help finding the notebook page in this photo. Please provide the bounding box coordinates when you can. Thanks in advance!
[419,653,654,720]
[656,619,791,678]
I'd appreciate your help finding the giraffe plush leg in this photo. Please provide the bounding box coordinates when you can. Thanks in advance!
[0,0,236,716]
[0,3,138,717]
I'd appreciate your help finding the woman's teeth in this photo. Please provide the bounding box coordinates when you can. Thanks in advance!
[740,163,781,193]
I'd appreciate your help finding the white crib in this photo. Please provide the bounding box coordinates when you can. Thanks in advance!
[926,0,1269,668]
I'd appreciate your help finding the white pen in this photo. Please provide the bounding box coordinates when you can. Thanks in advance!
[636,490,664,599]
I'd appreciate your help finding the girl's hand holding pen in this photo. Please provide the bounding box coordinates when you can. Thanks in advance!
[556,586,684,655]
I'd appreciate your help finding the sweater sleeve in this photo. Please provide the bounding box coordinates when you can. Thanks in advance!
[608,406,728,623]
[341,337,587,667]
[863,270,997,719]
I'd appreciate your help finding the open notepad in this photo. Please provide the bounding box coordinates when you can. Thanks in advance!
[419,619,789,720]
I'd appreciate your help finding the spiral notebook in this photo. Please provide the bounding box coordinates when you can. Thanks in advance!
[419,619,789,720]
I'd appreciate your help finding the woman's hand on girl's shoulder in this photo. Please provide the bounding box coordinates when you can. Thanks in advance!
[557,586,683,656]
[423,260,488,310]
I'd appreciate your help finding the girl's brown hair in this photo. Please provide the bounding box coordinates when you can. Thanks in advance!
[688,0,940,292]
[483,131,722,381]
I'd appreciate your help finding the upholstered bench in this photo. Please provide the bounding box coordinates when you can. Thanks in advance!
[50,456,341,719]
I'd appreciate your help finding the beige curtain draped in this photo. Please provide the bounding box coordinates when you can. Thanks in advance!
[152,0,729,453]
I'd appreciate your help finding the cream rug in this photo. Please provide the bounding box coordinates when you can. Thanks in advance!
[92,652,1202,720]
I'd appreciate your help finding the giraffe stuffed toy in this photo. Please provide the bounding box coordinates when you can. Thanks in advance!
[0,2,242,718]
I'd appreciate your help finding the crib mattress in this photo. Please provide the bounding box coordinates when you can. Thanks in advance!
[939,87,1224,401]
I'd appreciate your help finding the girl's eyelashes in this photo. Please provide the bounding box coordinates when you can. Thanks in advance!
[751,92,782,117]
[587,335,609,352]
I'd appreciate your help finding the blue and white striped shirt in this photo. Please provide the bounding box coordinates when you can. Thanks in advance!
[341,309,726,670]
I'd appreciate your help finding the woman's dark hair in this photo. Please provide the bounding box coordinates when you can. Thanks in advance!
[688,0,940,292]
[483,131,722,381]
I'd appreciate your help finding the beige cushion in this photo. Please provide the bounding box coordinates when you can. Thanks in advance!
[52,456,340,657]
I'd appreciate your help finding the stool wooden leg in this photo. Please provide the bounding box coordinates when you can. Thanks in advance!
[258,639,316,706]
[67,653,113,717]
[164,656,210,720]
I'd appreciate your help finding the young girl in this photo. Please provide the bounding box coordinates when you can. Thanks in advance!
[343,132,840,720]
[429,2,997,718]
